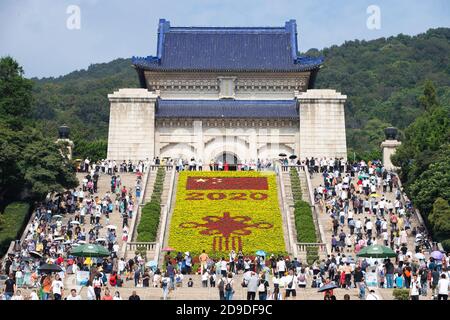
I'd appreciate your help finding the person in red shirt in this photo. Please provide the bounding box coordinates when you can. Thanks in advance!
[102,288,113,300]
[109,272,118,287]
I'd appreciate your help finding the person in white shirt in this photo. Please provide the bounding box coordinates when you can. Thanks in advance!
[409,274,421,300]
[29,290,39,300]
[284,270,297,299]
[366,289,380,300]
[437,273,449,300]
[51,275,64,300]
[66,289,82,300]
[113,291,122,300]
[11,290,24,300]
[276,258,286,278]
[86,282,96,300]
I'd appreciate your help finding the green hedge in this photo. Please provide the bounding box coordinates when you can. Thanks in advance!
[289,168,303,202]
[137,168,166,242]
[0,202,30,256]
[290,168,318,245]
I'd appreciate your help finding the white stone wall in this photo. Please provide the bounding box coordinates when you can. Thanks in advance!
[155,120,299,162]
[297,89,347,160]
[107,89,158,161]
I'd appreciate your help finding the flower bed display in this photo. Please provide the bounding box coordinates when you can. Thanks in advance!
[169,171,286,257]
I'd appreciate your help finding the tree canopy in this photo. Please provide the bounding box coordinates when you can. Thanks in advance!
[0,57,78,207]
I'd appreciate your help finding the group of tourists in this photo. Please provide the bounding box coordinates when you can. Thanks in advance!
[1,155,448,301]
[308,158,449,300]
[0,160,145,300]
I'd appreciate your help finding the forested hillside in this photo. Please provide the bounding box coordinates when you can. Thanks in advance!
[31,28,450,160]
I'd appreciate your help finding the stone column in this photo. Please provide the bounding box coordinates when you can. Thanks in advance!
[381,127,401,171]
[297,89,347,160]
[107,89,158,161]
[193,120,204,161]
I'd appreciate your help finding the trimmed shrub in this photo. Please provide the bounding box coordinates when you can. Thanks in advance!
[0,202,31,256]
[290,168,317,243]
[137,167,166,242]
[393,288,410,300]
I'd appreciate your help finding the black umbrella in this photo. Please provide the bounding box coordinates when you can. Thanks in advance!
[289,155,298,160]
[279,153,287,157]
[29,251,43,259]
[317,282,338,292]
[38,263,62,273]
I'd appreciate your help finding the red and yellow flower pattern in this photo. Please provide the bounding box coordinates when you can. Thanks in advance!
[168,171,286,257]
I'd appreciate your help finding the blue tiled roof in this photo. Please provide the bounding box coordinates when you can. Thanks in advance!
[155,99,299,119]
[132,19,324,72]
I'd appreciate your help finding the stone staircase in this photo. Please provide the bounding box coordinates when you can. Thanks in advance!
[279,170,298,250]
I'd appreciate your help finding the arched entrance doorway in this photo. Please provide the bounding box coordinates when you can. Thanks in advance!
[215,152,240,171]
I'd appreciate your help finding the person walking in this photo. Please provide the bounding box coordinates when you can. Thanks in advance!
[199,250,209,275]
[224,272,234,300]
[258,274,269,300]
[437,273,449,300]
[218,276,225,300]
[161,272,170,300]
[409,274,421,300]
[246,271,259,300]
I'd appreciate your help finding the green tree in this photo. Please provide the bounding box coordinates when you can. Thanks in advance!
[429,198,450,247]
[0,57,78,206]
[0,56,33,130]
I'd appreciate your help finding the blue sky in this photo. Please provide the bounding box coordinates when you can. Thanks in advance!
[1,0,449,78]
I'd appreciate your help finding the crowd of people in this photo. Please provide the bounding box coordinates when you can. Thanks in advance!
[1,156,448,301]
[0,159,144,300]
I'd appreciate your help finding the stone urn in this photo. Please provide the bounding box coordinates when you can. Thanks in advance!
[384,127,398,140]
[58,125,70,139]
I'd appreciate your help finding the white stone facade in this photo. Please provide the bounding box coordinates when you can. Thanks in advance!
[107,89,158,161]
[107,87,348,162]
[297,89,348,160]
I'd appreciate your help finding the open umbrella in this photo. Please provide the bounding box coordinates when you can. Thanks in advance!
[162,247,176,252]
[431,251,444,261]
[38,263,62,273]
[146,260,157,268]
[414,252,425,260]
[317,282,338,292]
[29,251,43,259]
[369,193,382,198]
[278,153,287,157]
[357,245,397,258]
[255,250,266,257]
[289,155,298,160]
[70,244,110,257]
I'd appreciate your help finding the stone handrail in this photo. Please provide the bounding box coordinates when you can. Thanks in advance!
[301,165,329,255]
[276,164,298,258]
[154,165,177,265]
[297,242,327,253]
[122,167,152,257]
[127,242,157,252]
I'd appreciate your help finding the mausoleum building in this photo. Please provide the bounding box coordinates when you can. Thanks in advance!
[107,19,348,164]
